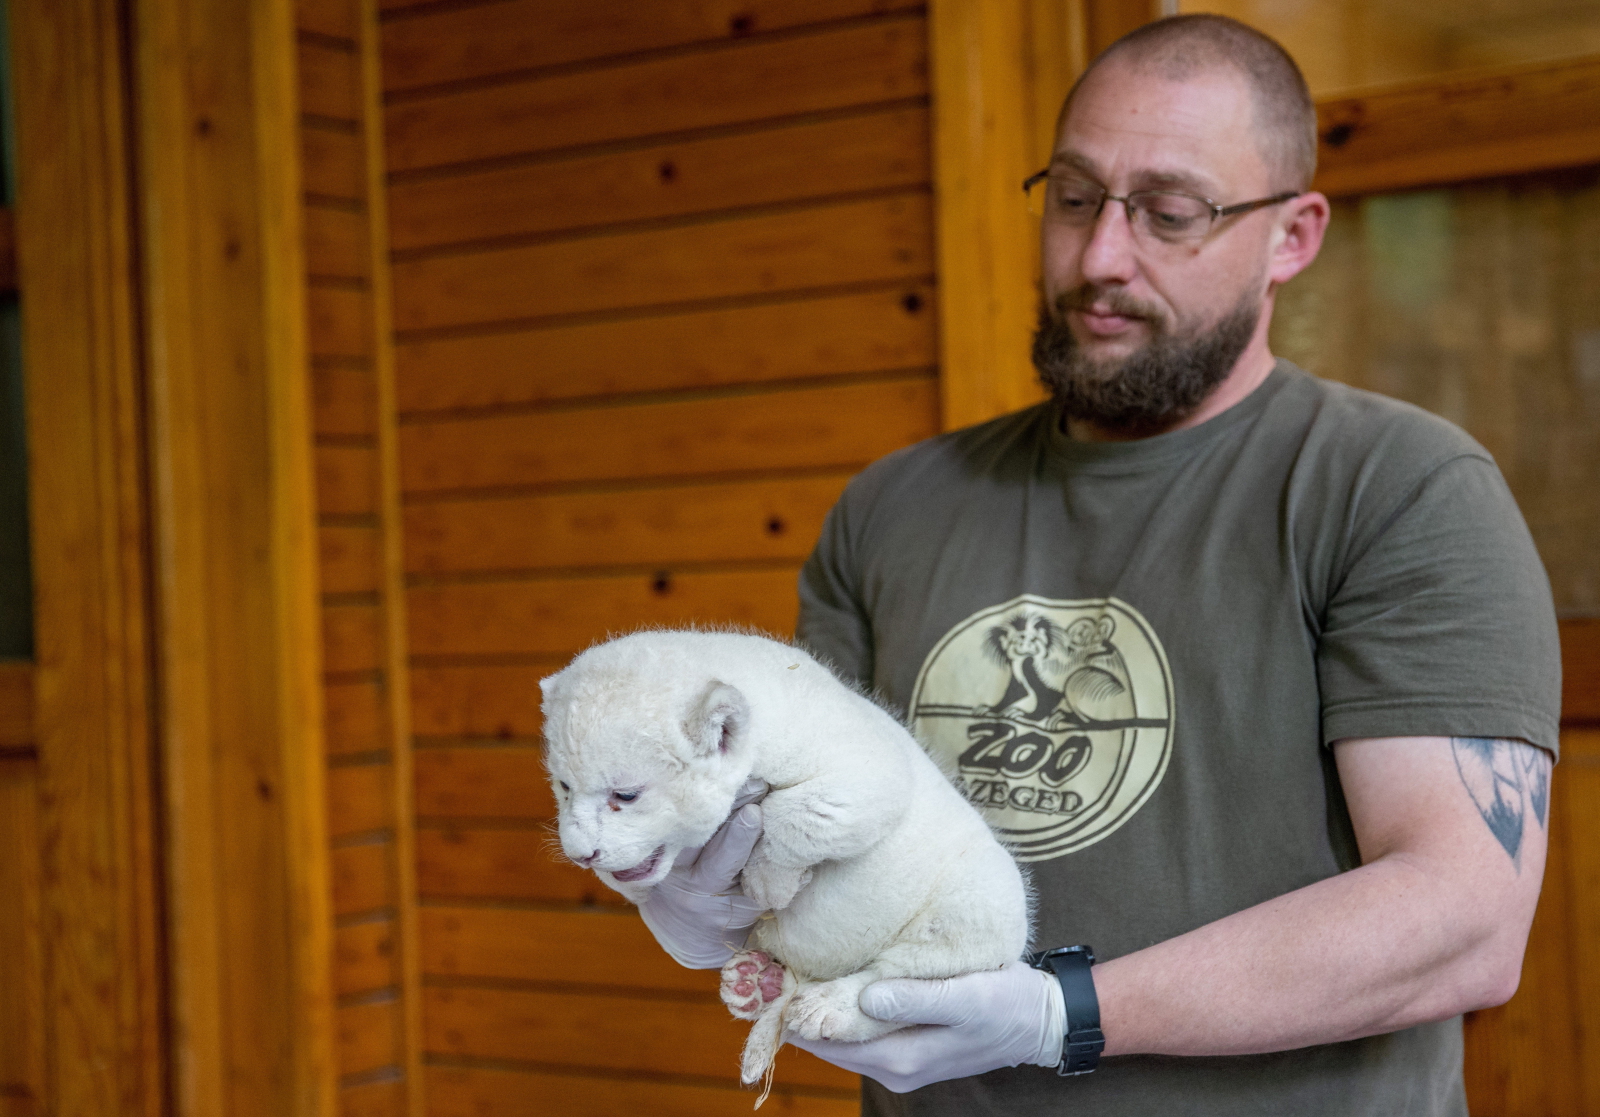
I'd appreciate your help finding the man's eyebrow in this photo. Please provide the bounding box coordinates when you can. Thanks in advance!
[1045,153,1215,196]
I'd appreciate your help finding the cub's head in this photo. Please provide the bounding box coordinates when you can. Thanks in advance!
[540,640,755,900]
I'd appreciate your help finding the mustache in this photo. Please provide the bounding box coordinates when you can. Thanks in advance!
[1051,285,1165,323]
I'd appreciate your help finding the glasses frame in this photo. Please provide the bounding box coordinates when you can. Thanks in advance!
[1022,169,1300,240]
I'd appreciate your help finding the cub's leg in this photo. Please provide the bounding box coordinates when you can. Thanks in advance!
[720,950,794,1022]
[783,970,903,1045]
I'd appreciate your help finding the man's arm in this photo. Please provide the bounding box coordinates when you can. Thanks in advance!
[793,734,1552,1088]
[1094,734,1550,1056]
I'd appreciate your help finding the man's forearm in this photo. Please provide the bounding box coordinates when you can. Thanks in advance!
[1095,736,1549,1057]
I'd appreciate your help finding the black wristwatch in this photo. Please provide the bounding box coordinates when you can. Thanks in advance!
[1026,945,1105,1075]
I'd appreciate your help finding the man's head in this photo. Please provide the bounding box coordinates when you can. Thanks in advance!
[1033,15,1328,439]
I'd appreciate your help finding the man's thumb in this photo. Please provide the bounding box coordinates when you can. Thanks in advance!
[859,978,967,1026]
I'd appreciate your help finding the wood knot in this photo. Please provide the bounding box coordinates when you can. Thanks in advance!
[901,291,923,314]
[658,159,677,184]
[651,571,673,595]
[1321,122,1355,149]
[729,13,755,36]
[765,515,785,536]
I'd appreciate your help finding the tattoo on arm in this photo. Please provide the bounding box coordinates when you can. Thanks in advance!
[1450,737,1552,871]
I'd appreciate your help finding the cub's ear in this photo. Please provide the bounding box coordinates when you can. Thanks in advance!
[685,681,748,758]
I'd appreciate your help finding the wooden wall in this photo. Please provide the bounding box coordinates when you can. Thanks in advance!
[376,0,938,1110]
[0,668,40,1117]
[298,0,425,1113]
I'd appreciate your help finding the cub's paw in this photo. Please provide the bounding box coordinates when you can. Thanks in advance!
[720,951,790,1021]
[783,981,870,1043]
[740,856,812,912]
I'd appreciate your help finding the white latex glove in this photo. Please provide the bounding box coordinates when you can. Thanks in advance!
[789,960,1067,1093]
[638,778,769,968]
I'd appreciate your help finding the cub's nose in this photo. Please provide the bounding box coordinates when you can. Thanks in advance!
[571,849,600,868]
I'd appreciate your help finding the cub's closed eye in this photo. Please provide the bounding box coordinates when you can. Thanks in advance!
[611,790,639,803]
[558,781,570,792]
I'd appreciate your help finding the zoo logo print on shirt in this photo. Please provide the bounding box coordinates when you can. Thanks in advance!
[910,595,1174,862]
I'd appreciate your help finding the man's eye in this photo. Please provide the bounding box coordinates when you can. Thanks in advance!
[611,790,639,803]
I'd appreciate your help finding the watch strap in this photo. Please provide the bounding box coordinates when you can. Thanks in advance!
[1026,945,1104,1075]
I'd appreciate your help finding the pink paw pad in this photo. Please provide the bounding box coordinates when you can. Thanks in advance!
[720,950,787,1021]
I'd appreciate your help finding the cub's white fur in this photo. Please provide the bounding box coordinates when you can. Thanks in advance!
[541,629,1030,1088]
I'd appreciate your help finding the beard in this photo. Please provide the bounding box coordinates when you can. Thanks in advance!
[1031,285,1260,438]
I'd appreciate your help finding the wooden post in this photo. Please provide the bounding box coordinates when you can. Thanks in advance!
[11,1,165,1114]
[135,0,336,1114]
[928,0,1094,430]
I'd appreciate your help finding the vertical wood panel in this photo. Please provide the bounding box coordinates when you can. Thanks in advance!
[0,757,43,1112]
[12,1,165,1114]
[137,1,336,1113]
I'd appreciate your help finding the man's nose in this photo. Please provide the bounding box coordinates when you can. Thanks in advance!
[1077,197,1140,286]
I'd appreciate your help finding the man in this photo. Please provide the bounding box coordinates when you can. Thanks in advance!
[638,14,1560,1115]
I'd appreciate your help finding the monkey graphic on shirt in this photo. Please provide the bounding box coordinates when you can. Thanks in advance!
[981,612,1134,728]
[911,595,1173,861]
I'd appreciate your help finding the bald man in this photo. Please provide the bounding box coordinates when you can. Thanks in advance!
[636,14,1560,1116]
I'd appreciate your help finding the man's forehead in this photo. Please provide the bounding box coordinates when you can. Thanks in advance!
[1053,59,1264,193]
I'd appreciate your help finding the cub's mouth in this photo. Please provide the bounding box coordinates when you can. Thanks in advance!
[610,844,666,883]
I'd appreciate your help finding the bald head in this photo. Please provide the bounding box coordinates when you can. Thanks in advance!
[1064,15,1316,191]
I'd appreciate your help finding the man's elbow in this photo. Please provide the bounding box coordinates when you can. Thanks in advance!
[1455,928,1530,1013]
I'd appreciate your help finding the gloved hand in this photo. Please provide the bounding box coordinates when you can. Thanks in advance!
[789,960,1067,1093]
[638,778,769,968]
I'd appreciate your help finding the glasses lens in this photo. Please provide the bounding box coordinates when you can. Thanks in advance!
[1042,178,1104,224]
[1130,192,1211,240]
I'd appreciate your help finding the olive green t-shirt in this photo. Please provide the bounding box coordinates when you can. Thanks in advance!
[795,363,1561,1117]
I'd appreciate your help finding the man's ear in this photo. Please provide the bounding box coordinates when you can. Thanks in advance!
[1268,190,1330,285]
[685,681,749,758]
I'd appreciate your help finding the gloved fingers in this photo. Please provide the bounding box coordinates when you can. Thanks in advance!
[788,1028,956,1094]
[685,801,763,891]
[730,776,769,812]
[858,976,967,1026]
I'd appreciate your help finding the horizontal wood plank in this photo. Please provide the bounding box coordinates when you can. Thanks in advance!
[394,282,935,412]
[0,663,34,747]
[306,204,369,279]
[410,664,555,739]
[309,285,373,358]
[328,761,395,838]
[327,680,387,756]
[335,918,399,997]
[407,569,801,658]
[320,525,380,595]
[1314,56,1600,198]
[415,748,551,819]
[313,366,377,437]
[382,0,922,91]
[323,602,384,674]
[339,1078,405,1117]
[338,998,400,1077]
[301,38,361,121]
[400,376,937,493]
[419,907,707,993]
[422,985,856,1090]
[384,18,927,173]
[424,1065,858,1117]
[316,444,378,515]
[333,841,394,917]
[388,106,929,250]
[391,193,933,332]
[1561,617,1599,724]
[297,0,358,40]
[404,474,849,575]
[303,126,365,201]
[415,827,628,906]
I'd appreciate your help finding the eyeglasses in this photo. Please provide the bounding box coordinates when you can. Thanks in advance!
[1022,170,1299,244]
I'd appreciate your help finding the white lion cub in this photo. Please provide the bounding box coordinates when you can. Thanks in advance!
[541,629,1030,1089]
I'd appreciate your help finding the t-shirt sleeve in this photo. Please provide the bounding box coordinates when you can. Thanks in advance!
[796,491,875,689]
[1317,453,1562,755]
